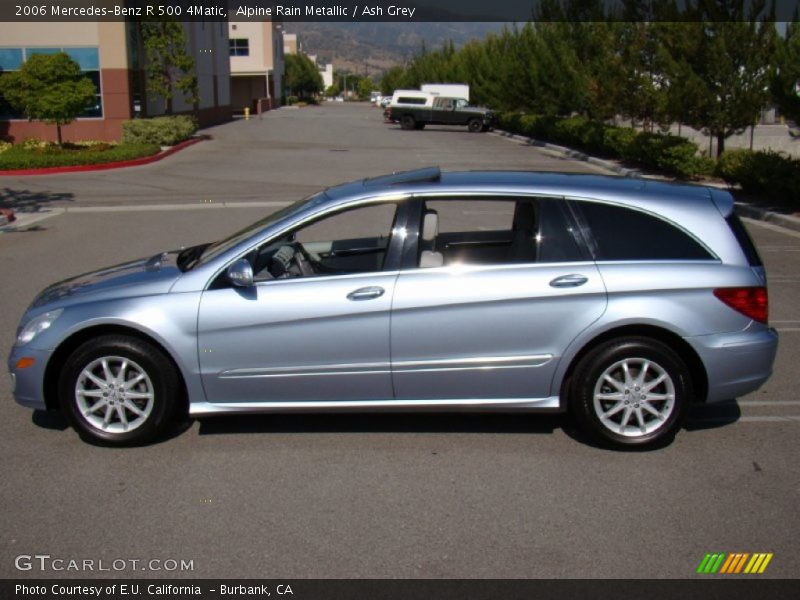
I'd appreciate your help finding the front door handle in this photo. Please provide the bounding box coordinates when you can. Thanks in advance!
[347,286,385,301]
[550,274,588,288]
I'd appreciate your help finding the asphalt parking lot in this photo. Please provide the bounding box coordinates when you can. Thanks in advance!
[0,104,798,579]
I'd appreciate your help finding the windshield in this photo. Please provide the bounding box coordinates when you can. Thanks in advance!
[185,191,329,270]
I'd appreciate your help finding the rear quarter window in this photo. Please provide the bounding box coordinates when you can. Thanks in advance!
[725,213,763,266]
[575,201,714,261]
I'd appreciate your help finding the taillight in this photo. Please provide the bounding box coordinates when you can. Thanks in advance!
[713,287,768,324]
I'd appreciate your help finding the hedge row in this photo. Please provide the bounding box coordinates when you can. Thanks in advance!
[715,149,800,203]
[497,112,714,178]
[497,112,800,203]
[0,142,160,169]
[121,115,197,146]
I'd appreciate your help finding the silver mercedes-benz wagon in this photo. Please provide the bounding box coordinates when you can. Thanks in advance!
[8,168,778,448]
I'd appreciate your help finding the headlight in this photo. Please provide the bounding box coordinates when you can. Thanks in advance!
[16,309,63,346]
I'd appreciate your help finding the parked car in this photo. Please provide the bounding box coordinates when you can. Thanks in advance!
[8,168,777,448]
[385,95,495,132]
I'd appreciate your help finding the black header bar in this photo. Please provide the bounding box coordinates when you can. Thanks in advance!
[1,0,799,22]
[2,579,800,600]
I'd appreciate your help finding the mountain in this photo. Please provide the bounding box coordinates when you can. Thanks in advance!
[284,22,504,77]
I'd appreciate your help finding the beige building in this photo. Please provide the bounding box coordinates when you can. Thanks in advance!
[319,63,334,91]
[0,21,230,142]
[228,21,284,112]
[283,33,298,55]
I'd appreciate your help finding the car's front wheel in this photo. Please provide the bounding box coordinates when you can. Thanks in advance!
[568,337,691,449]
[59,335,180,446]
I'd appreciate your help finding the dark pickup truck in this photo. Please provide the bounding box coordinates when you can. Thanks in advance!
[385,97,495,132]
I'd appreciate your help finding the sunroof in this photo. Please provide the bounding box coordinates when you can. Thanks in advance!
[363,166,441,187]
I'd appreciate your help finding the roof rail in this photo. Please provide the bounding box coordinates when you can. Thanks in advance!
[363,166,441,187]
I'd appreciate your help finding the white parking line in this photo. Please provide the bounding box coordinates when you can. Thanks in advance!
[739,416,800,422]
[737,400,800,406]
[0,201,293,233]
[691,416,800,424]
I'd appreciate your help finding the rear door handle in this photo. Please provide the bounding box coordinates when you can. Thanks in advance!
[549,274,588,288]
[347,286,385,301]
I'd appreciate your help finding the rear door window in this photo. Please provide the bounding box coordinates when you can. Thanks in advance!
[573,201,714,261]
[415,198,585,267]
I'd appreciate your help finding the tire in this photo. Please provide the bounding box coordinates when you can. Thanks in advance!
[467,118,483,133]
[400,115,416,130]
[414,122,426,130]
[568,337,691,449]
[59,335,181,446]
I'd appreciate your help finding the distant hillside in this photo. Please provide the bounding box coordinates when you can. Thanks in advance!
[285,22,504,77]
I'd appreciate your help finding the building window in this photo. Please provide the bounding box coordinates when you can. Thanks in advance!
[229,38,249,57]
[0,46,102,119]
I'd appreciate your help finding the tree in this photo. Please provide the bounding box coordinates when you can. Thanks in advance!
[772,19,800,123]
[380,66,407,95]
[358,78,374,100]
[140,21,198,114]
[284,54,323,99]
[325,84,341,97]
[0,52,96,145]
[680,2,778,155]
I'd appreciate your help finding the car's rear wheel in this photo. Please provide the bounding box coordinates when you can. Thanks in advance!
[467,118,483,133]
[568,337,690,449]
[400,115,416,130]
[59,335,180,446]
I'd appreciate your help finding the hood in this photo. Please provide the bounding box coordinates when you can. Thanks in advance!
[30,251,184,309]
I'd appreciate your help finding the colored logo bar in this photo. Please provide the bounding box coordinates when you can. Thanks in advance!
[696,552,773,574]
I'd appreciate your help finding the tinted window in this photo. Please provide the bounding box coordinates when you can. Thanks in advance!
[576,201,713,261]
[396,97,427,105]
[419,198,584,266]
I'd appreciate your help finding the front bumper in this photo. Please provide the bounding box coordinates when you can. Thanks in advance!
[7,346,51,411]
[687,325,779,402]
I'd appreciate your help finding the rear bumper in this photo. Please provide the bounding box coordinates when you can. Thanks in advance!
[686,325,778,402]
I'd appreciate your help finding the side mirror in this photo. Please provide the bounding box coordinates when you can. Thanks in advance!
[227,259,254,288]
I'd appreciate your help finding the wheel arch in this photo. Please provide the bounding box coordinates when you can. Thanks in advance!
[557,324,708,406]
[43,324,189,413]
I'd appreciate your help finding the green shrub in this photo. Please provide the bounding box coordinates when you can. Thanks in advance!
[602,127,638,158]
[21,137,49,151]
[0,140,11,154]
[121,115,197,146]
[286,95,299,106]
[623,132,711,178]
[0,142,160,170]
[716,149,800,202]
[497,112,712,178]
[497,112,522,133]
[715,149,752,181]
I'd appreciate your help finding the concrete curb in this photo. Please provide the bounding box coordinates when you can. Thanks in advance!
[493,129,800,234]
[493,130,642,177]
[735,202,800,233]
